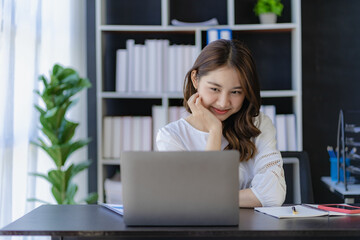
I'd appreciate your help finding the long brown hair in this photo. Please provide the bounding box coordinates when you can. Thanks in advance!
[183,39,261,162]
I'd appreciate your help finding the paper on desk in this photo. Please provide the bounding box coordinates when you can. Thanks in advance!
[254,205,328,219]
[99,203,124,216]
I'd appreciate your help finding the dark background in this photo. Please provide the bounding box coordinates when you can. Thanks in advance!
[86,0,359,203]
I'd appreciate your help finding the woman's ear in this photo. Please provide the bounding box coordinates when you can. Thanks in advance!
[191,70,198,90]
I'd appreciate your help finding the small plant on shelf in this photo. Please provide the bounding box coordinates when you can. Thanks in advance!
[29,64,98,205]
[253,0,284,24]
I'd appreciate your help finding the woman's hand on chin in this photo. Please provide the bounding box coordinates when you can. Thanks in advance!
[187,93,222,134]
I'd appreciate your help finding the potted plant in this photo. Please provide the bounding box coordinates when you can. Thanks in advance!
[29,64,98,204]
[253,0,284,24]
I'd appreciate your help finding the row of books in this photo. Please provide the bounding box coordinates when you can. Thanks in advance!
[103,106,189,159]
[261,105,298,151]
[103,116,152,159]
[116,39,198,94]
[102,105,297,159]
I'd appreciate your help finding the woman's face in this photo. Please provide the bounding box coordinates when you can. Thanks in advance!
[191,66,246,122]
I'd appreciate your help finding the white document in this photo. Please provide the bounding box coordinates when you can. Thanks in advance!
[254,205,328,219]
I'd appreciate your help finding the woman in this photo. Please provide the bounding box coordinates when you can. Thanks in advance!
[156,39,286,207]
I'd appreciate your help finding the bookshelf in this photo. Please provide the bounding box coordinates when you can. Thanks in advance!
[95,0,302,202]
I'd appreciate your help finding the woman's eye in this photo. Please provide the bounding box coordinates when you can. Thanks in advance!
[210,88,219,92]
[232,91,242,95]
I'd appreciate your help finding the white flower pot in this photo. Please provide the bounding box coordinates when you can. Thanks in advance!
[259,13,277,24]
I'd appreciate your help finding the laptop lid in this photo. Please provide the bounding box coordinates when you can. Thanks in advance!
[120,151,239,226]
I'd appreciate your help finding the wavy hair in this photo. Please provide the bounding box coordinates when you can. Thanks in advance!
[183,39,261,162]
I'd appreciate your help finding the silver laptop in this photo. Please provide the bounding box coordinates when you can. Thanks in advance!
[120,151,239,226]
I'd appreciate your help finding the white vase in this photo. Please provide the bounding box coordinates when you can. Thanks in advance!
[259,13,277,24]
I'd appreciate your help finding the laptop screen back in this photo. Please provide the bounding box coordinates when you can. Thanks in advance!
[120,151,239,226]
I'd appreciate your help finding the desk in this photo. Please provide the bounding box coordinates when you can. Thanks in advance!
[321,176,360,203]
[2,204,360,240]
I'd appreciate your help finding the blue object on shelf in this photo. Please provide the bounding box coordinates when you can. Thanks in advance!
[330,157,350,181]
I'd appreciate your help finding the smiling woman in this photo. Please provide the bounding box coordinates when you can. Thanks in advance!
[156,39,286,208]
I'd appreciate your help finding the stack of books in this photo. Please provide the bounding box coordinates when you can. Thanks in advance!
[116,39,197,94]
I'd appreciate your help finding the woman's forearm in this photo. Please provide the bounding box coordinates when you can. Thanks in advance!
[206,128,222,150]
[239,188,262,208]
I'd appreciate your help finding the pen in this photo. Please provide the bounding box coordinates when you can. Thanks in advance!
[292,206,298,214]
[327,146,337,158]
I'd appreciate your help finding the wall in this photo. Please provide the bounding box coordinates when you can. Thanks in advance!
[86,0,360,202]
[302,0,360,203]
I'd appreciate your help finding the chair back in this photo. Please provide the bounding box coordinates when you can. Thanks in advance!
[281,151,314,204]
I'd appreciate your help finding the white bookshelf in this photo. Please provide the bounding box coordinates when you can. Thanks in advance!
[95,0,302,202]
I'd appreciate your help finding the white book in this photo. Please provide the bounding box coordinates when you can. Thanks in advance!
[103,116,113,159]
[145,39,157,93]
[133,44,142,92]
[132,117,142,151]
[142,117,153,151]
[112,117,122,159]
[167,45,176,92]
[156,40,164,93]
[207,29,219,44]
[220,29,232,40]
[122,116,133,151]
[115,49,127,92]
[191,46,198,65]
[152,105,167,150]
[140,44,148,92]
[286,114,297,151]
[126,39,135,93]
[103,179,122,204]
[183,45,192,88]
[275,114,287,151]
[161,40,170,93]
[175,45,184,92]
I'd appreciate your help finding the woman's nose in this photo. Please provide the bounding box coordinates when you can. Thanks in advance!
[218,93,230,108]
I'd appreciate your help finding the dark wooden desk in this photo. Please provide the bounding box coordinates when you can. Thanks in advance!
[2,204,360,240]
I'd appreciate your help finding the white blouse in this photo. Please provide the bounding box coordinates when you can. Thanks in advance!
[156,112,286,207]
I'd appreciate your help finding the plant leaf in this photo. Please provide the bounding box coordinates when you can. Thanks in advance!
[39,145,62,168]
[65,183,78,204]
[52,64,64,76]
[29,172,51,183]
[83,192,98,204]
[51,186,63,204]
[71,161,91,179]
[27,198,52,204]
[60,139,91,166]
[59,119,78,144]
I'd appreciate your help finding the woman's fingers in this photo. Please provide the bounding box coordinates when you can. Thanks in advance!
[187,93,199,113]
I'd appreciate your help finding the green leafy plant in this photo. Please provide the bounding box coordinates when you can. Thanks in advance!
[253,0,284,16]
[29,64,98,204]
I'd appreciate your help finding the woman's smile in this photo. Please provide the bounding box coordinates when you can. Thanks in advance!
[211,107,230,115]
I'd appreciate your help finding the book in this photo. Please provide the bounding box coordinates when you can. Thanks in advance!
[115,49,127,92]
[126,39,135,93]
[255,205,328,219]
[103,116,113,158]
[100,203,124,216]
[207,29,219,44]
[286,114,297,151]
[275,114,287,151]
[112,117,123,159]
[220,29,232,40]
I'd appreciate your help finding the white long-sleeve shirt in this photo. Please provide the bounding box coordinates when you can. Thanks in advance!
[156,112,286,207]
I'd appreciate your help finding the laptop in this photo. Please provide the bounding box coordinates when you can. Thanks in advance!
[120,151,239,226]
